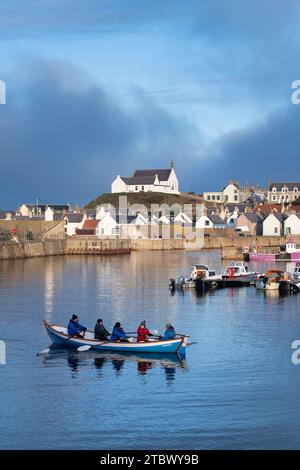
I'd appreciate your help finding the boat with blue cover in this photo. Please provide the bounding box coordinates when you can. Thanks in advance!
[43,320,188,357]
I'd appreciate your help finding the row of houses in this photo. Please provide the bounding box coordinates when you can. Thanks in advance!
[3,200,300,239]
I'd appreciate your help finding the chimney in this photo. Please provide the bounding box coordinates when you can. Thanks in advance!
[170,159,174,169]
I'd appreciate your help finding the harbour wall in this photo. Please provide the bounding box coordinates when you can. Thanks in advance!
[0,220,66,241]
[0,221,300,260]
[0,240,66,260]
[218,236,300,260]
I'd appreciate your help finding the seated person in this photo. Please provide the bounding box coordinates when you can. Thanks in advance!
[68,314,87,337]
[137,320,152,342]
[94,319,110,341]
[162,323,176,340]
[111,322,128,342]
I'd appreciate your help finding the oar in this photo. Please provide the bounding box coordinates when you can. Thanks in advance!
[37,332,85,356]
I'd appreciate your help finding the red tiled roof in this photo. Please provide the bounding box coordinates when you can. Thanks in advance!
[83,220,99,229]
[254,204,282,215]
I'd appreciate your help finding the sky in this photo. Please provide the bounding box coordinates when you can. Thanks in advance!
[1,0,300,207]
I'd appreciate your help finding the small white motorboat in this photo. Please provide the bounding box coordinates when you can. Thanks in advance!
[170,265,221,289]
[222,262,257,282]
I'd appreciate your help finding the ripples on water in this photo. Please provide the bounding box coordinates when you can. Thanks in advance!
[1,250,300,449]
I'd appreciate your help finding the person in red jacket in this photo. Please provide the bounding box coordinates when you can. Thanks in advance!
[137,321,152,342]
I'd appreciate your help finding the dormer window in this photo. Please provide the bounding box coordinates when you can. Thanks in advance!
[272,187,277,193]
[282,187,288,193]
[294,188,298,192]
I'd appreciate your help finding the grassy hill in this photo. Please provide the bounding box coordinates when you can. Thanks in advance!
[85,192,203,210]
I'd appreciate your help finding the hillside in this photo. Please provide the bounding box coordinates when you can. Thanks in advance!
[85,192,203,209]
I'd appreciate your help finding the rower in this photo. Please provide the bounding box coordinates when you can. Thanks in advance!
[162,323,176,340]
[137,321,152,342]
[67,314,87,337]
[111,322,129,342]
[94,319,110,341]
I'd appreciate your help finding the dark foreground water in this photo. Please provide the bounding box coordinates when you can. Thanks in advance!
[1,250,300,449]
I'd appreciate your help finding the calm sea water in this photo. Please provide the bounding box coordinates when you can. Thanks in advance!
[1,250,300,450]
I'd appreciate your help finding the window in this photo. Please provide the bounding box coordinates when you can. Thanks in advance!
[272,195,277,201]
[205,220,210,226]
[295,188,298,193]
[207,195,211,201]
[274,227,278,234]
[234,196,238,201]
[272,187,277,193]
[141,186,144,191]
[100,228,104,235]
[234,189,238,194]
[217,195,220,201]
[212,195,215,201]
[282,187,287,193]
[135,186,138,191]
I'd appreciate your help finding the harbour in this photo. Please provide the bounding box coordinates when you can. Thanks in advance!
[1,250,300,449]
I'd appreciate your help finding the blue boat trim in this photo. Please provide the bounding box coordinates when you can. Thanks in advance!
[43,321,187,357]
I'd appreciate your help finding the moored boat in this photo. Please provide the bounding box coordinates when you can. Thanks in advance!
[43,321,187,357]
[170,264,221,289]
[222,262,257,283]
[256,269,289,291]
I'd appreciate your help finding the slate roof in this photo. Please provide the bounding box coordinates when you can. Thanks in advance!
[133,169,171,181]
[269,182,300,191]
[274,213,288,222]
[226,203,247,213]
[208,215,226,225]
[115,215,138,224]
[23,204,70,212]
[65,213,84,223]
[121,176,156,185]
[243,213,264,223]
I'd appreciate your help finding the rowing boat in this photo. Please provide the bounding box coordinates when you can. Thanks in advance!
[43,320,187,357]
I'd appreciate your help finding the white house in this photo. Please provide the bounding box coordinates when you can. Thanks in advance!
[226,208,240,227]
[117,214,149,239]
[203,182,242,204]
[111,162,179,194]
[64,213,86,236]
[263,213,287,236]
[158,215,170,225]
[196,214,226,229]
[173,212,193,225]
[96,204,116,220]
[96,213,149,239]
[96,213,118,237]
[17,203,70,218]
[284,214,300,235]
[196,215,214,229]
[223,183,241,203]
[45,207,54,221]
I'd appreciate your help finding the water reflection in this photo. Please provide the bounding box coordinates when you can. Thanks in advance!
[42,348,187,384]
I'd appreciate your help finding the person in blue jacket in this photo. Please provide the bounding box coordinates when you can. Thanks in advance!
[68,314,87,337]
[111,322,129,342]
[162,323,176,340]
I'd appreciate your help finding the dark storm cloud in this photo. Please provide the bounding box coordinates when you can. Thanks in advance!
[0,61,199,207]
[1,1,298,104]
[208,103,300,189]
